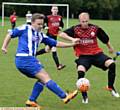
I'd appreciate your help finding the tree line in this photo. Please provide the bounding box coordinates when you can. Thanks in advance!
[0,0,120,19]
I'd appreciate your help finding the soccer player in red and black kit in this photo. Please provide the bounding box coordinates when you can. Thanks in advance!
[59,12,119,103]
[36,6,65,70]
[10,11,17,29]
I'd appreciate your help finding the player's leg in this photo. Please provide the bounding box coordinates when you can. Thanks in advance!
[11,22,14,29]
[15,56,44,107]
[105,59,119,97]
[93,53,119,97]
[16,56,77,106]
[12,22,15,29]
[26,81,44,107]
[75,56,92,103]
[27,81,44,101]
[36,45,50,55]
[77,66,88,104]
[51,46,66,70]
[35,69,78,103]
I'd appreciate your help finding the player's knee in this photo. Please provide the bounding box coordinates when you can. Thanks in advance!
[105,59,114,67]
[108,63,116,74]
[45,46,50,53]
[78,71,85,79]
[51,47,57,52]
[77,65,86,72]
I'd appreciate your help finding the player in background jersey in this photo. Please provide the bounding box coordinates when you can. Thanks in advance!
[36,6,65,70]
[26,10,32,25]
[59,12,119,104]
[1,13,79,107]
[10,11,17,29]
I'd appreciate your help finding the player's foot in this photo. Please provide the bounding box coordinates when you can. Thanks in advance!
[82,92,88,104]
[82,97,88,104]
[57,64,66,70]
[25,100,42,108]
[106,86,120,98]
[63,90,78,104]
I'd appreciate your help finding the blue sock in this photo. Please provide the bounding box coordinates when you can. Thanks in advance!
[29,81,44,101]
[46,80,66,99]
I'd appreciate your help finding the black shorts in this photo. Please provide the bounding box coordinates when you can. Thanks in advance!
[75,52,112,71]
[11,22,16,29]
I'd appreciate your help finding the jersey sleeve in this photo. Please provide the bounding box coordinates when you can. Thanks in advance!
[97,27,109,44]
[10,25,26,38]
[63,26,75,37]
[41,33,57,47]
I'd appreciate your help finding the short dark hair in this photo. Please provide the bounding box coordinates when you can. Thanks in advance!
[32,13,45,22]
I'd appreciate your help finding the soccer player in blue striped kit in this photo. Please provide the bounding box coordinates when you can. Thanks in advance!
[1,13,78,107]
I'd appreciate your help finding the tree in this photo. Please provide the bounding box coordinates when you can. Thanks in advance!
[97,0,118,19]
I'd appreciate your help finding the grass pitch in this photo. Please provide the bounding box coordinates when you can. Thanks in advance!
[0,18,120,110]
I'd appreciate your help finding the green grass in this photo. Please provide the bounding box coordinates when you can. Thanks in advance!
[0,17,120,110]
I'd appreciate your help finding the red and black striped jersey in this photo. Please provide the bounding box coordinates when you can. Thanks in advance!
[64,24,109,57]
[45,15,64,36]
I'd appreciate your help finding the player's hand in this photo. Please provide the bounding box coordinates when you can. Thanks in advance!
[1,47,7,54]
[72,38,80,45]
[108,47,114,54]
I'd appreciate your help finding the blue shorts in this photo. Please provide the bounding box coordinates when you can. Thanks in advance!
[15,56,44,78]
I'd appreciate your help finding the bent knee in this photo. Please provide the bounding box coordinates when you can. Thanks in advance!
[77,65,86,72]
[45,46,51,53]
[51,47,57,52]
[105,59,115,67]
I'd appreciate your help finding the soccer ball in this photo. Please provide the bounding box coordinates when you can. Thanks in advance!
[76,78,90,92]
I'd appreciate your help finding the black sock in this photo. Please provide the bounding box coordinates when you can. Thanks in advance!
[36,49,46,56]
[52,52,60,67]
[82,92,88,99]
[108,63,116,88]
[78,71,87,98]
[78,71,85,79]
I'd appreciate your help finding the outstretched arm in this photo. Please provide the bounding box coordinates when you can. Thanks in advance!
[97,28,114,54]
[1,33,11,54]
[56,41,77,48]
[106,41,114,54]
[58,32,75,41]
[42,33,80,48]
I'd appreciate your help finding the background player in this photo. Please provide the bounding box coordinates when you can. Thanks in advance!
[26,10,32,25]
[10,11,17,29]
[36,6,65,70]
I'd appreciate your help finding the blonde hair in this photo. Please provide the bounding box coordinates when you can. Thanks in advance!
[79,12,90,19]
[32,13,45,22]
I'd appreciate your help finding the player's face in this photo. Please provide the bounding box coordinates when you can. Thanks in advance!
[13,12,16,15]
[32,19,44,31]
[79,15,89,28]
[51,6,58,15]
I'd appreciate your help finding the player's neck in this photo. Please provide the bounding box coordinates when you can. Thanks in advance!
[52,13,57,16]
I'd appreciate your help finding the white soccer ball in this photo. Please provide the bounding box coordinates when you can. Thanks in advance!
[76,78,90,92]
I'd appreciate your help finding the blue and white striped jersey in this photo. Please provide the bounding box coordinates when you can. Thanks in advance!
[10,24,57,56]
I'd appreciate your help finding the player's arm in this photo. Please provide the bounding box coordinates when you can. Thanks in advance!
[106,41,114,54]
[58,26,79,43]
[56,41,77,48]
[41,33,79,48]
[1,25,25,54]
[1,33,11,54]
[97,27,114,53]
